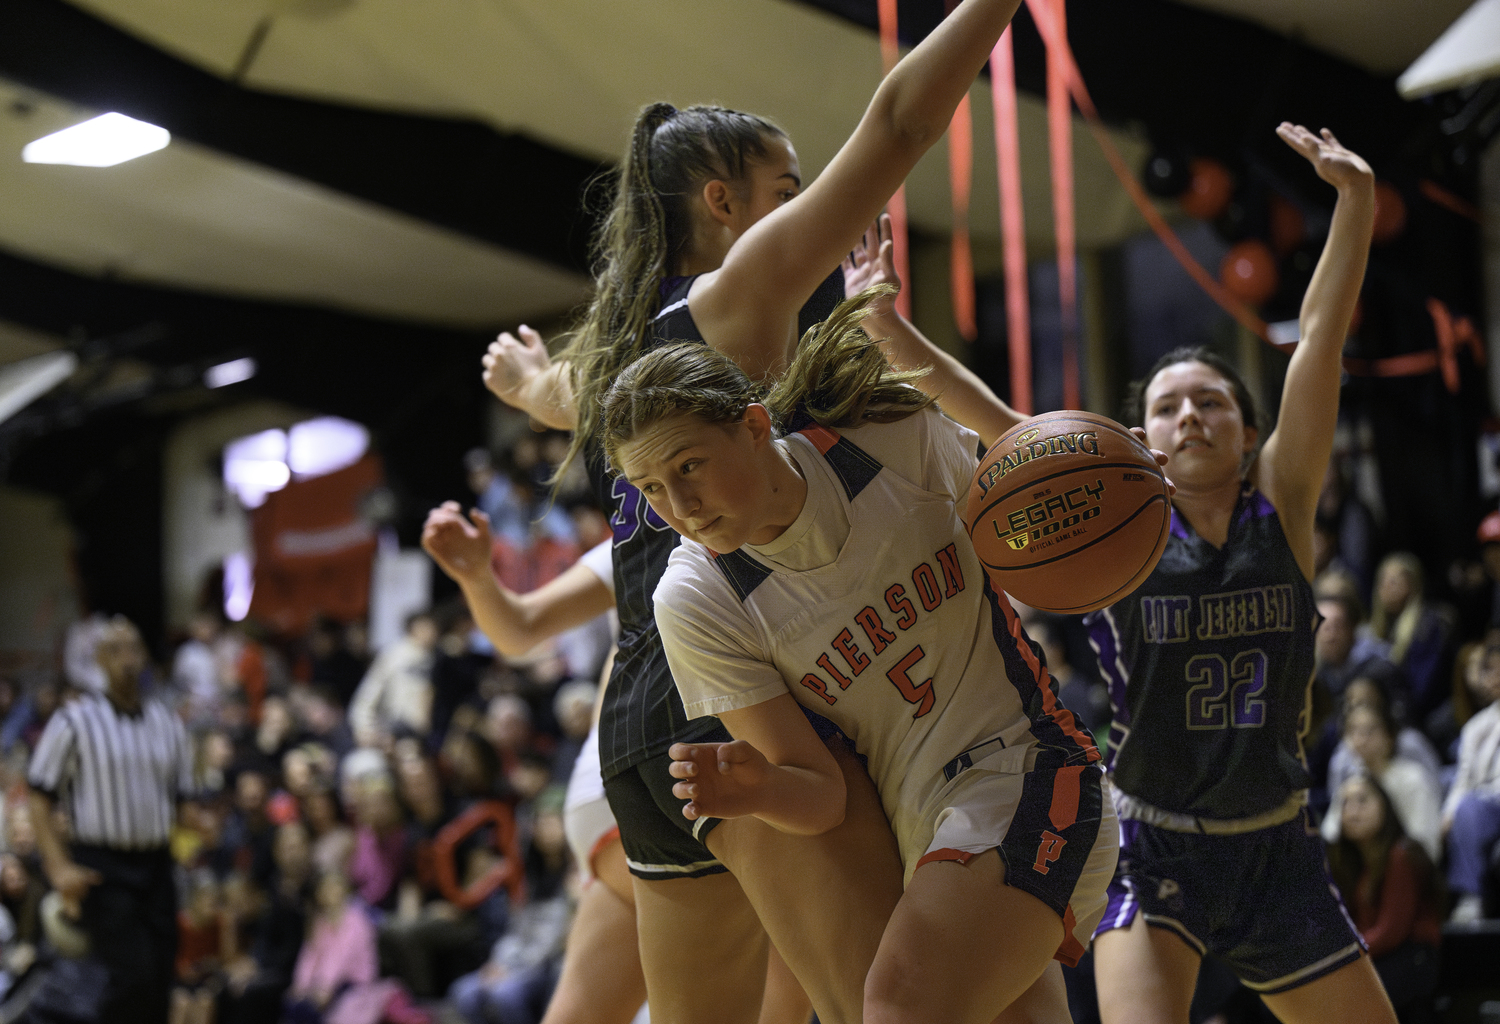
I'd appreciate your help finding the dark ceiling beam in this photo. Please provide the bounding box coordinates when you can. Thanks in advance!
[0,0,607,273]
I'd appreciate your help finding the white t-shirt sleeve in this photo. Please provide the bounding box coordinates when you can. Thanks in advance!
[579,539,615,597]
[653,548,789,720]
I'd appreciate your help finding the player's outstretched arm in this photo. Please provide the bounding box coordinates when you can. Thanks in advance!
[847,214,1024,447]
[482,326,578,430]
[422,503,613,655]
[694,0,1025,379]
[669,694,846,835]
[1256,124,1374,571]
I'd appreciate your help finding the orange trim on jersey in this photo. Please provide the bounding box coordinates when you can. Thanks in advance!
[798,423,841,454]
[1055,904,1084,967]
[1049,765,1084,832]
[915,847,978,871]
[992,579,1100,759]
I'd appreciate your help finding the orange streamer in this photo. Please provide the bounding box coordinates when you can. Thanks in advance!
[990,27,1032,415]
[877,0,913,319]
[949,92,977,341]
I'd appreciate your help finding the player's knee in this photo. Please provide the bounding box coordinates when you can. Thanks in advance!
[863,955,927,1024]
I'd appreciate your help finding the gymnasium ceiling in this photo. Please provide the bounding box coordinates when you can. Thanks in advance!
[0,0,1472,350]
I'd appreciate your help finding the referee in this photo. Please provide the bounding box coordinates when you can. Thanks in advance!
[26,616,196,1024]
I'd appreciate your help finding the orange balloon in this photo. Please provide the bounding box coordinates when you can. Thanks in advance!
[1372,181,1406,244]
[1180,159,1234,221]
[1269,194,1305,256]
[1219,240,1279,305]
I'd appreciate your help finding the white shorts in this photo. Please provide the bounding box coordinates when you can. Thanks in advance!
[563,726,619,882]
[905,741,1118,967]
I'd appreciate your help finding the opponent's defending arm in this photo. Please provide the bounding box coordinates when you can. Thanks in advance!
[1254,125,1374,571]
[422,503,613,656]
[695,0,1025,377]
[846,215,1024,447]
[669,694,846,836]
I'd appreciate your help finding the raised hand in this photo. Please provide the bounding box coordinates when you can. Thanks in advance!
[668,739,776,822]
[421,502,494,584]
[1275,123,1374,193]
[842,213,900,316]
[482,325,552,407]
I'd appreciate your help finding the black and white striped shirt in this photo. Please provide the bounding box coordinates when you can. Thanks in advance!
[27,693,195,850]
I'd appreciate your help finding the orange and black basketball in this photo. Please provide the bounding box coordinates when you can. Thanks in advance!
[965,410,1170,615]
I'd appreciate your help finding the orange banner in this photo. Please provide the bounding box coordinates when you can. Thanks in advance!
[249,454,382,634]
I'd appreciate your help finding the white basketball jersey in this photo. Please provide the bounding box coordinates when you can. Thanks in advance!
[656,411,1098,861]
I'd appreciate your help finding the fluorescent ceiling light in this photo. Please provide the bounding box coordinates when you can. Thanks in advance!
[22,112,170,168]
[205,357,257,388]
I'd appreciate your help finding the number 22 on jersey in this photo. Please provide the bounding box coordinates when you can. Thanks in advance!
[1184,649,1268,730]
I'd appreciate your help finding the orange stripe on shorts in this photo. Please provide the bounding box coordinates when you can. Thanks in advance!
[1049,764,1084,832]
[1055,904,1085,967]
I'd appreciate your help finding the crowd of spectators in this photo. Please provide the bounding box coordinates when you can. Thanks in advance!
[0,437,613,1024]
[5,426,1500,1024]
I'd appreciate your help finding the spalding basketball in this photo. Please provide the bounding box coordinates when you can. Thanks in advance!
[965,410,1170,615]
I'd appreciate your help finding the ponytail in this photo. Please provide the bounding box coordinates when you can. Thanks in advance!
[555,103,786,482]
[599,287,933,471]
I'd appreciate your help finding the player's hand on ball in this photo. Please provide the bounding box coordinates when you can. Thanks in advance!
[1130,427,1177,498]
[669,740,772,821]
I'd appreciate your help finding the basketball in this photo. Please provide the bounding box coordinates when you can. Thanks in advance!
[965,410,1171,615]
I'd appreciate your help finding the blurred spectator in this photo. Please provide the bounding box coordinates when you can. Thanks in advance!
[1314,586,1405,710]
[0,853,40,985]
[1427,642,1496,760]
[296,687,355,761]
[446,794,573,1024]
[1442,639,1500,922]
[1478,510,1500,630]
[549,682,597,789]
[219,768,277,884]
[1325,676,1442,800]
[174,611,226,727]
[349,613,438,749]
[302,617,369,710]
[1326,774,1441,1022]
[1369,553,1457,725]
[1322,703,1442,860]
[1316,454,1378,602]
[172,869,227,1024]
[348,780,410,913]
[284,867,377,1024]
[302,788,355,878]
[465,448,530,550]
[429,611,487,755]
[220,829,308,1024]
[378,751,489,999]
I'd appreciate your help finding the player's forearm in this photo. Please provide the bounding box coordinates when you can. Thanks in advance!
[869,310,1022,448]
[1299,177,1374,357]
[872,0,1025,155]
[511,362,578,430]
[458,562,612,658]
